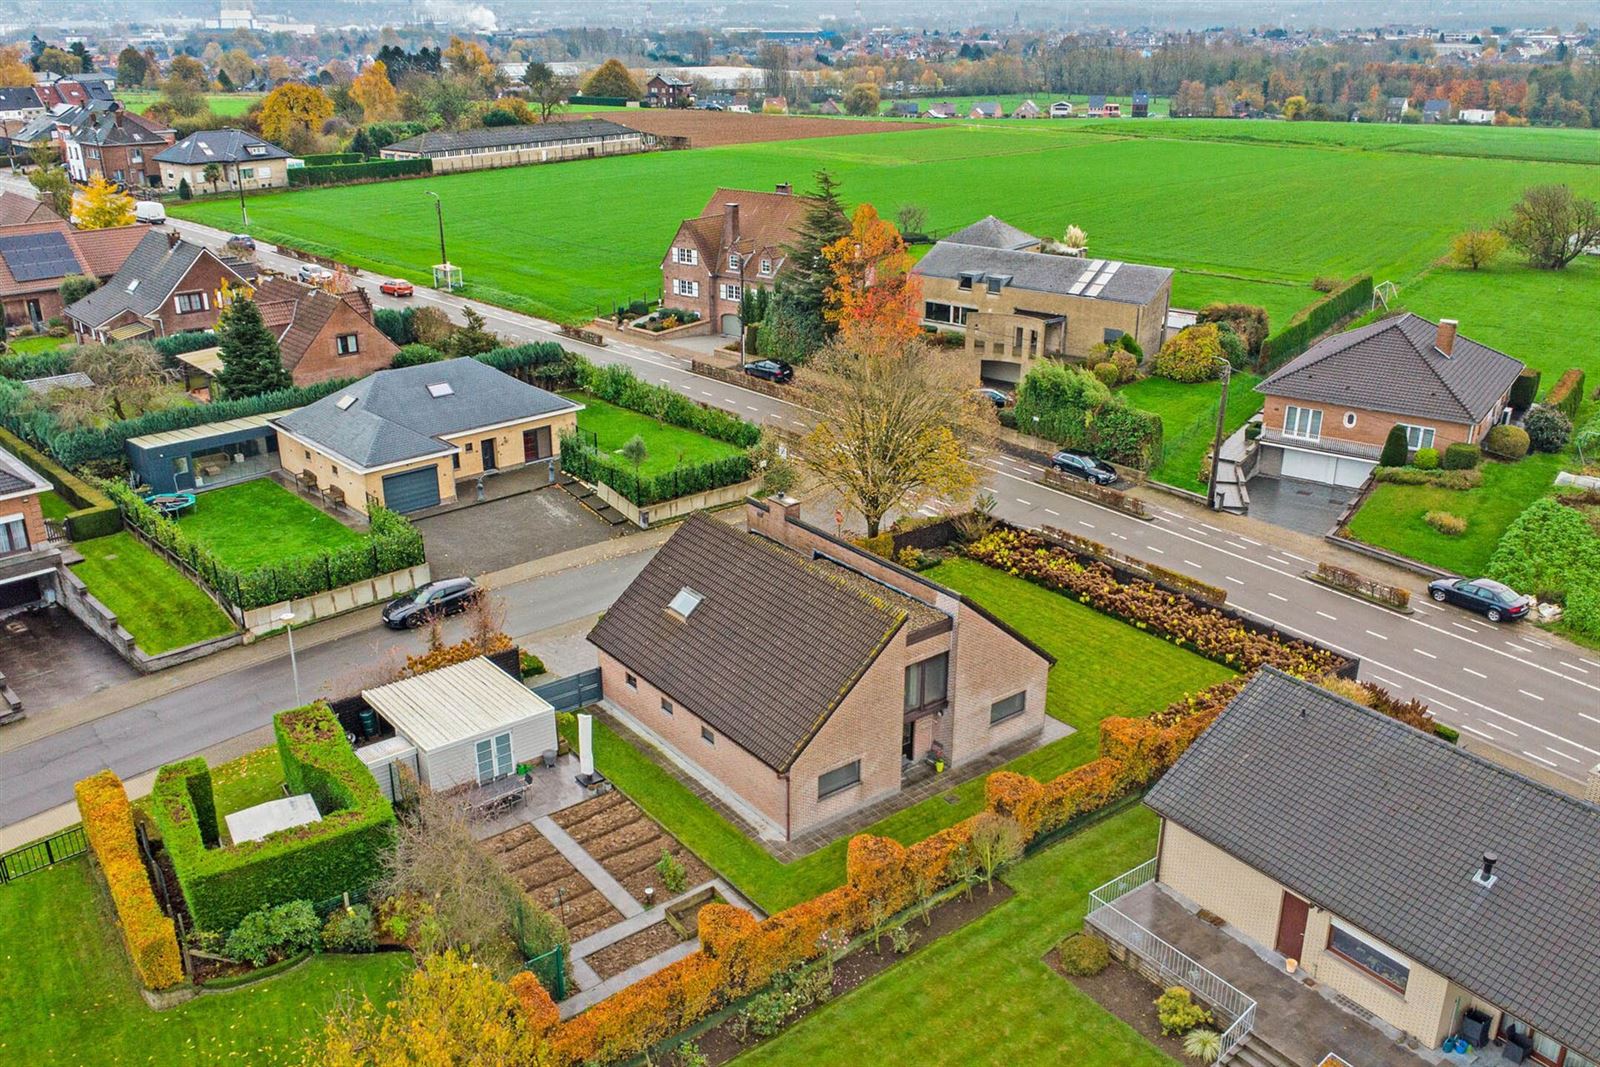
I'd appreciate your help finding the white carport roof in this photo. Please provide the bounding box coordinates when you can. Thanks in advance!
[361,657,554,753]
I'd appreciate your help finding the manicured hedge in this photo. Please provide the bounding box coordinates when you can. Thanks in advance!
[0,424,120,539]
[1509,368,1541,410]
[150,703,396,932]
[560,432,752,507]
[74,770,185,990]
[568,95,629,106]
[478,341,585,391]
[1544,368,1586,420]
[287,158,431,186]
[1488,497,1600,638]
[1012,361,1162,468]
[298,152,364,166]
[579,362,761,448]
[0,350,72,379]
[152,331,219,358]
[1258,275,1373,370]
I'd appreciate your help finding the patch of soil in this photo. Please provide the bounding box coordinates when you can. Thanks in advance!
[686,883,1015,1066]
[1048,952,1190,1062]
[584,920,686,980]
[482,823,623,941]
[552,794,713,906]
[606,109,929,148]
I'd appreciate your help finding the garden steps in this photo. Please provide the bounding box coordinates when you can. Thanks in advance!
[1221,1033,1298,1067]
[555,478,630,527]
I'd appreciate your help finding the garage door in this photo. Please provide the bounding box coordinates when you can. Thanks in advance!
[720,313,741,336]
[381,467,441,513]
[980,359,1022,385]
[1332,456,1376,488]
[1280,448,1374,487]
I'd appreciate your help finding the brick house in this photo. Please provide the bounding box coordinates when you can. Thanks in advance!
[1253,314,1524,487]
[252,277,399,386]
[660,184,814,336]
[64,230,252,342]
[1109,667,1600,1063]
[588,499,1054,841]
[912,216,1173,387]
[646,74,693,108]
[155,129,294,193]
[0,442,63,615]
[0,199,144,328]
[61,107,174,188]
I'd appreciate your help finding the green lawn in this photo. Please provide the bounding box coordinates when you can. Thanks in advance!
[1121,372,1264,491]
[1345,452,1568,574]
[0,858,410,1066]
[69,533,235,654]
[177,479,363,571]
[566,390,744,476]
[118,89,263,117]
[736,805,1175,1066]
[38,490,72,522]
[579,558,1232,912]
[6,335,68,355]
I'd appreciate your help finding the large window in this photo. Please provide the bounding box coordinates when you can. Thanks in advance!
[672,278,699,297]
[720,283,742,301]
[474,731,514,785]
[0,515,29,554]
[923,301,971,326]
[817,760,861,800]
[1325,922,1409,994]
[990,691,1027,725]
[1500,1016,1588,1066]
[174,291,209,314]
[1284,405,1323,441]
[904,653,949,715]
[1400,423,1437,450]
[671,246,698,265]
[336,333,360,355]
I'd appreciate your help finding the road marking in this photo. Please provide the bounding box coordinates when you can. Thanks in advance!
[1413,648,1437,659]
[1451,622,1477,633]
[1186,526,1210,536]
[1523,750,1559,768]
[1267,556,1292,567]
[1044,508,1059,517]
[1236,535,1261,546]
[699,390,714,397]
[1561,661,1589,674]
[1458,723,1494,740]
[1267,592,1287,601]
[1224,575,1243,585]
[1015,498,1033,507]
[1582,712,1600,726]
[1078,521,1095,530]
[1519,689,1544,701]
[1365,630,1388,640]
[745,405,759,412]
[1463,667,1487,679]
[1145,545,1165,554]
[1480,719,1518,736]
[1430,699,1457,713]
[1199,522,1223,533]
[1585,659,1600,669]
[1184,560,1202,569]
[1524,638,1553,649]
[1546,746,1583,764]
[1315,610,1337,621]
[1280,551,1310,563]
[1505,642,1532,654]
[1225,540,1251,550]
[1370,674,1401,689]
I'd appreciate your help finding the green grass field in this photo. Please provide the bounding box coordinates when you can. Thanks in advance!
[117,89,262,117]
[5,335,69,355]
[177,479,363,571]
[876,92,1172,117]
[1121,372,1264,490]
[69,533,235,654]
[574,557,1231,911]
[0,858,409,1066]
[38,490,72,521]
[566,391,744,476]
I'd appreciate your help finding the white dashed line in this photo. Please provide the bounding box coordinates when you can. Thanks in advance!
[1316,610,1337,621]
[1523,750,1559,768]
[1225,540,1250,551]
[1585,659,1600,669]
[1078,521,1095,530]
[1413,648,1437,659]
[1451,623,1477,633]
[1267,557,1291,567]
[1430,699,1458,713]
[1546,747,1583,764]
[1145,545,1165,554]
[1457,723,1493,740]
[1281,551,1309,563]
[1187,526,1210,536]
[1237,536,1261,546]
[1370,674,1401,689]
[1267,592,1287,601]
[1583,713,1600,727]
[1463,667,1487,679]
[1504,642,1532,654]
[1044,508,1059,517]
[1015,498,1033,507]
[1518,689,1544,701]
[1365,630,1388,640]
[1562,662,1590,674]
[1184,560,1202,569]
[1224,575,1243,585]
[1481,720,1518,736]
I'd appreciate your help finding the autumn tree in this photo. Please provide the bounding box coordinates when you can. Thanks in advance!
[259,83,334,146]
[46,342,182,427]
[800,331,988,537]
[762,170,851,362]
[1450,229,1507,270]
[28,164,71,219]
[1498,184,1600,270]
[349,60,400,122]
[821,203,922,347]
[115,46,149,88]
[844,82,881,116]
[523,61,570,122]
[219,48,257,90]
[167,54,208,89]
[581,58,642,99]
[0,46,32,87]
[73,176,135,229]
[35,47,81,77]
[1282,94,1308,119]
[443,35,497,87]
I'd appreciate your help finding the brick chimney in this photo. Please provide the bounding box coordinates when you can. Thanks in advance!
[1435,318,1458,356]
[722,202,740,255]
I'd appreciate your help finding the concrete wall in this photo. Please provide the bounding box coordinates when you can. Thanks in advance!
[238,562,430,634]
[56,564,242,672]
[589,476,762,529]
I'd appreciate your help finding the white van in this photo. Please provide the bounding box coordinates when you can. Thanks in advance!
[134,201,167,225]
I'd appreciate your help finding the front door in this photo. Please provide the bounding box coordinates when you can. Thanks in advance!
[522,426,552,461]
[902,719,916,762]
[1274,891,1310,960]
[481,438,497,471]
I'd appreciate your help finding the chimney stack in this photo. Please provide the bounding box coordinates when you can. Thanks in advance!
[722,202,740,254]
[1436,318,1458,356]
[1473,851,1498,887]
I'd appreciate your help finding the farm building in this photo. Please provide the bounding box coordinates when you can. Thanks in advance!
[1131,91,1150,117]
[1049,100,1074,117]
[379,119,655,174]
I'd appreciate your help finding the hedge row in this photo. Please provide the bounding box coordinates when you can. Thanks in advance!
[478,342,586,391]
[0,424,119,539]
[103,479,424,609]
[560,433,752,507]
[1258,275,1373,371]
[1544,368,1586,420]
[1011,362,1162,469]
[579,362,761,448]
[569,95,629,106]
[150,702,396,932]
[0,350,72,380]
[74,771,185,990]
[152,331,219,358]
[287,158,431,186]
[298,152,364,166]
[1487,497,1600,640]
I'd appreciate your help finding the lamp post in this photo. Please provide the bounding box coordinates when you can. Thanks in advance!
[1204,358,1233,512]
[279,611,301,706]
[425,190,448,288]
[234,162,248,229]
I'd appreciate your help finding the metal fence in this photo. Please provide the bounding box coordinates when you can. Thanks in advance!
[1086,860,1258,1060]
[0,824,87,883]
[531,668,602,713]
[523,944,567,1001]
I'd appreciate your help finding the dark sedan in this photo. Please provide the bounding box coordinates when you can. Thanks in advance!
[743,359,794,384]
[1427,577,1533,623]
[382,577,479,629]
[1050,450,1118,486]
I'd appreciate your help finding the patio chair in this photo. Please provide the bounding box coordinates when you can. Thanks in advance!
[326,485,346,508]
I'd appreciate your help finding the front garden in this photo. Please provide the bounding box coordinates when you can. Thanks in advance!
[567,390,746,477]
[69,532,236,654]
[1120,371,1263,490]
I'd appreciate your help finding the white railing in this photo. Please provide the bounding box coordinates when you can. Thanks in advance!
[1086,861,1258,1061]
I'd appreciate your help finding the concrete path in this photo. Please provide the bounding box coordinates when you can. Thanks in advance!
[533,815,644,920]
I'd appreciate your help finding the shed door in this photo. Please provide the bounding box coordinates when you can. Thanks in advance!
[381,467,441,513]
[1274,891,1310,960]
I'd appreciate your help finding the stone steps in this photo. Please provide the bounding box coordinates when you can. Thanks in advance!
[1223,1035,1300,1067]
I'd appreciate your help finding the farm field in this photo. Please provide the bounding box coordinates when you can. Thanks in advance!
[117,89,262,117]
[172,122,1600,382]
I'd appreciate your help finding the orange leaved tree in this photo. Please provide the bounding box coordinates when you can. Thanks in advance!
[821,203,922,348]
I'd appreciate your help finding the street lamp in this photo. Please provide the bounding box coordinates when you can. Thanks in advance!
[234,162,248,230]
[424,190,449,287]
[279,611,301,706]
[1204,357,1233,512]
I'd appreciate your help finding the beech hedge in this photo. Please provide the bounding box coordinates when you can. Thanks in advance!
[287,158,431,186]
[1258,275,1373,371]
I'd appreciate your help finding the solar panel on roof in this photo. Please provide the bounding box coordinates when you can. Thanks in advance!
[0,231,81,283]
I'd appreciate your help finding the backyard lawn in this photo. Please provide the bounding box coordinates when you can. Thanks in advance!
[38,490,72,522]
[736,806,1175,1066]
[69,533,235,654]
[5,335,69,355]
[1344,451,1567,574]
[0,858,410,1067]
[575,557,1233,912]
[566,390,744,476]
[1121,371,1264,490]
[117,89,262,117]
[177,479,363,571]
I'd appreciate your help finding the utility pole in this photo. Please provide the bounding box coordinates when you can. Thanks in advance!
[234,162,248,229]
[426,190,447,269]
[1205,359,1232,512]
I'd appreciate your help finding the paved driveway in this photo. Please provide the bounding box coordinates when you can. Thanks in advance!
[0,605,137,715]
[1245,476,1360,537]
[414,486,622,577]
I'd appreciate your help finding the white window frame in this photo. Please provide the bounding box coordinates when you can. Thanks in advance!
[673,278,700,298]
[721,283,742,301]
[1343,411,1357,428]
[759,257,772,275]
[1400,423,1436,450]
[174,290,209,314]
[475,730,514,784]
[1283,405,1323,441]
[672,246,698,266]
[728,253,741,271]
[0,514,30,554]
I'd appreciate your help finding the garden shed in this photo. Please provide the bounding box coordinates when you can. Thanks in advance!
[361,656,557,792]
[124,409,291,494]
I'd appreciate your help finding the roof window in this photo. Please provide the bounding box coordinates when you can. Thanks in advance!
[336,394,357,411]
[666,587,703,621]
[427,382,454,398]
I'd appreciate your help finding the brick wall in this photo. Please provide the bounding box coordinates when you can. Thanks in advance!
[288,301,398,387]
[1260,395,1476,454]
[0,493,49,547]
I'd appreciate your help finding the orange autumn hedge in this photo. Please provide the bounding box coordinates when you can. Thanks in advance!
[74,769,184,990]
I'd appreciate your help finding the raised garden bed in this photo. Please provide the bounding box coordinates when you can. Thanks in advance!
[481,823,622,941]
[585,920,685,980]
[666,885,725,938]
[1049,951,1190,1062]
[550,792,712,906]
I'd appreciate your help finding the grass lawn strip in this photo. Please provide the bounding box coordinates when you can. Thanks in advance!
[1121,372,1264,490]
[69,532,235,654]
[566,390,743,478]
[6,335,69,355]
[38,489,72,521]
[582,558,1232,912]
[176,479,363,571]
[0,858,409,1067]
[736,806,1177,1066]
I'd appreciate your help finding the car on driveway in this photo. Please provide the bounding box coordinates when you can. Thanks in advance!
[975,387,1011,408]
[743,359,794,384]
[1050,450,1117,486]
[297,264,334,285]
[379,279,414,297]
[381,577,479,629]
[1427,577,1533,623]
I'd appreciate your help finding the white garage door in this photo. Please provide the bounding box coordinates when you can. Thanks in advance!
[1332,456,1376,487]
[720,313,741,336]
[1280,448,1374,488]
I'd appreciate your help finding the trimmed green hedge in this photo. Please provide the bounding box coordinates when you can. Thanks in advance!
[287,158,431,186]
[152,331,219,358]
[1544,368,1586,420]
[1258,275,1373,371]
[1012,361,1162,468]
[578,361,761,448]
[560,432,752,507]
[151,703,395,933]
[569,95,629,106]
[0,351,72,380]
[1487,496,1600,640]
[298,152,363,166]
[0,424,120,539]
[477,341,585,391]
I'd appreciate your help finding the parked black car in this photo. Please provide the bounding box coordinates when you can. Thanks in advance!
[382,577,479,629]
[743,359,794,384]
[1050,450,1117,486]
[1426,577,1533,623]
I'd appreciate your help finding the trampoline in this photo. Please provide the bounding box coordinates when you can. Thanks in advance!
[143,492,197,516]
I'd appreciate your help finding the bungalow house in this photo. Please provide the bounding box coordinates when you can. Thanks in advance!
[1087,95,1121,117]
[155,129,294,192]
[889,100,921,117]
[1117,667,1600,1063]
[698,92,736,110]
[0,87,44,123]
[0,197,144,328]
[1385,96,1410,122]
[660,183,813,335]
[379,119,653,175]
[271,357,581,514]
[646,73,693,108]
[1011,99,1041,119]
[1421,98,1452,123]
[1131,91,1150,117]
[64,230,252,342]
[969,100,1002,119]
[1049,100,1075,118]
[60,107,173,187]
[588,498,1053,841]
[924,100,957,118]
[1253,314,1524,488]
[0,442,61,616]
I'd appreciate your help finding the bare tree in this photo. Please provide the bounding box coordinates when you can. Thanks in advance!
[1499,184,1600,270]
[523,61,572,122]
[967,812,1024,893]
[894,203,927,237]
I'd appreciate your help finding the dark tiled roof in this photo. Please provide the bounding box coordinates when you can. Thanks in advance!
[68,109,171,147]
[588,514,911,771]
[252,277,388,371]
[66,231,242,328]
[0,87,42,113]
[915,241,1172,305]
[1256,313,1524,424]
[942,215,1040,251]
[676,187,814,272]
[1147,668,1600,1061]
[155,129,291,165]
[384,118,643,156]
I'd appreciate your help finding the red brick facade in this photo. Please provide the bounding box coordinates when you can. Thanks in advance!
[660,186,809,333]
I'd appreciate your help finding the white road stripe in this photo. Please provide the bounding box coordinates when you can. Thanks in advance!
[1463,667,1487,679]
[1430,699,1458,713]
[1186,526,1210,536]
[1582,712,1600,726]
[1224,575,1243,585]
[1015,498,1033,507]
[1078,521,1095,530]
[1184,560,1202,569]
[1413,648,1437,659]
[1505,642,1532,653]
[1457,723,1494,740]
[1267,556,1291,567]
[1519,689,1544,701]
[1451,622,1477,633]
[1365,630,1388,640]
[1546,746,1583,764]
[1280,551,1309,563]
[1044,508,1059,517]
[1585,659,1600,669]
[1562,662,1590,674]
[1145,545,1165,554]
[1481,720,1518,736]
[1267,592,1288,601]
[1523,750,1559,768]
[1237,535,1261,546]
[1316,610,1337,621]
